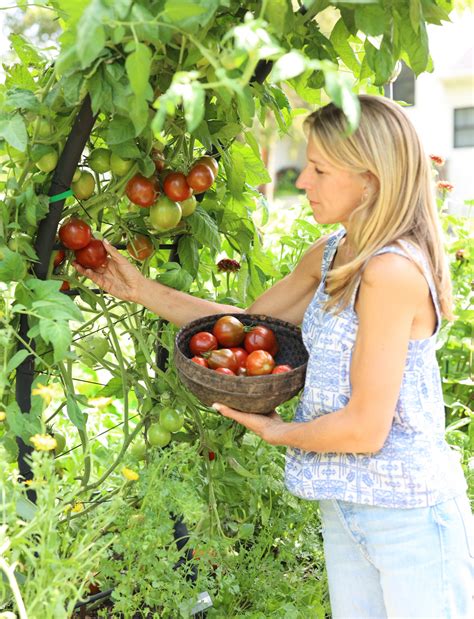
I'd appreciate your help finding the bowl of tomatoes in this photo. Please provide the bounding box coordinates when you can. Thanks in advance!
[174,313,308,414]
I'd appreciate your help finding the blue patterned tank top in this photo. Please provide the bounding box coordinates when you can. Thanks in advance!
[285,228,467,508]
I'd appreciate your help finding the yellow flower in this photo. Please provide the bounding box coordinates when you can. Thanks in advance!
[0,411,6,422]
[121,467,139,481]
[71,502,84,513]
[31,383,57,405]
[30,433,57,451]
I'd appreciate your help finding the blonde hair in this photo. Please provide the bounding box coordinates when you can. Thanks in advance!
[305,95,454,320]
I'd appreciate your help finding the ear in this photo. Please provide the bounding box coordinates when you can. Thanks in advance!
[362,171,379,192]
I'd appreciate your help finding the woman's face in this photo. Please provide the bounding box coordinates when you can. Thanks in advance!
[296,137,368,227]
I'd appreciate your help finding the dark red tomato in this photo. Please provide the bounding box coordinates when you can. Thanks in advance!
[244,325,278,357]
[126,174,158,207]
[191,356,209,368]
[189,331,218,356]
[196,156,218,177]
[229,347,248,368]
[126,234,154,261]
[163,172,193,202]
[186,163,214,194]
[246,350,275,376]
[215,367,236,376]
[60,280,70,292]
[59,218,92,250]
[74,239,107,269]
[53,249,65,267]
[212,316,245,347]
[272,364,292,374]
[205,349,238,372]
[208,450,216,461]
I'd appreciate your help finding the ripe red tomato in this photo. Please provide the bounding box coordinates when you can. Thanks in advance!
[272,364,292,374]
[60,280,70,292]
[126,234,154,261]
[186,164,214,194]
[196,156,218,176]
[191,356,209,368]
[205,349,238,372]
[152,149,165,172]
[229,347,248,368]
[208,450,216,461]
[189,331,218,356]
[74,239,107,269]
[59,218,92,250]
[126,174,158,207]
[244,325,278,357]
[246,350,275,376]
[53,249,65,267]
[163,172,193,202]
[212,316,245,347]
[215,367,236,376]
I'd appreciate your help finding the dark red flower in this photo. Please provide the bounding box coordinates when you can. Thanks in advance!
[217,258,241,273]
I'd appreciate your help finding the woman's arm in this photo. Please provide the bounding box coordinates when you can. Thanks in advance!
[214,253,427,453]
[74,235,328,328]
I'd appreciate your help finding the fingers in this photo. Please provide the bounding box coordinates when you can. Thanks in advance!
[103,239,128,262]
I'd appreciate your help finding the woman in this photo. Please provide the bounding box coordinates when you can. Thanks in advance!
[74,95,473,618]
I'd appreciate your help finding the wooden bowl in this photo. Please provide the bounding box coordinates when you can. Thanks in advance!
[174,313,308,414]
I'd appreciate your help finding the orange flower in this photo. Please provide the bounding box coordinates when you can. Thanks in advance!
[429,154,445,167]
[436,181,454,193]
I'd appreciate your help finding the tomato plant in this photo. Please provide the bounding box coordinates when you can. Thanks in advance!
[53,249,66,267]
[179,195,197,217]
[130,439,147,460]
[110,153,133,176]
[205,348,238,372]
[147,423,171,448]
[35,148,58,173]
[229,347,248,368]
[212,315,245,347]
[88,148,111,174]
[197,156,219,176]
[74,239,107,269]
[126,174,158,207]
[59,218,92,250]
[159,408,184,433]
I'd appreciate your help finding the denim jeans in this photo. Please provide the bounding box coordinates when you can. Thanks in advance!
[318,495,474,618]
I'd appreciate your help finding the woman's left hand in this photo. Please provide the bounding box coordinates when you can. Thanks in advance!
[212,403,286,445]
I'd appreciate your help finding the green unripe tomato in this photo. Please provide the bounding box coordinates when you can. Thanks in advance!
[53,432,66,455]
[110,152,134,176]
[72,168,82,183]
[147,423,171,448]
[149,196,182,231]
[37,118,54,138]
[88,148,111,174]
[159,408,184,433]
[130,439,147,460]
[35,149,58,173]
[180,195,197,217]
[79,335,109,366]
[72,171,95,200]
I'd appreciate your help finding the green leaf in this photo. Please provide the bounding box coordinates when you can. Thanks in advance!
[5,401,41,443]
[324,71,360,133]
[265,0,289,35]
[183,81,205,132]
[0,113,28,152]
[0,246,27,282]
[330,19,360,74]
[400,19,429,75]
[231,142,271,187]
[66,394,86,431]
[96,376,123,398]
[271,51,308,82]
[39,319,72,363]
[129,97,150,136]
[5,88,39,112]
[156,262,193,291]
[409,0,422,33]
[236,85,255,128]
[76,0,106,69]
[9,33,43,66]
[354,4,390,36]
[106,116,137,145]
[6,349,30,375]
[186,207,221,252]
[126,42,152,100]
[178,236,200,276]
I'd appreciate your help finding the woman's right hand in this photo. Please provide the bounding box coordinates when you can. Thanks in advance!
[72,239,146,303]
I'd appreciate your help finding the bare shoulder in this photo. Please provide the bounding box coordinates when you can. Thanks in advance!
[361,252,428,302]
[296,233,331,282]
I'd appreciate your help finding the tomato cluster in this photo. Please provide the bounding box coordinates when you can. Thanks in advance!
[189,316,292,376]
[125,154,218,231]
[58,217,107,270]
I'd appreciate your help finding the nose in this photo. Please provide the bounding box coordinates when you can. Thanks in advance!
[295,167,310,190]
